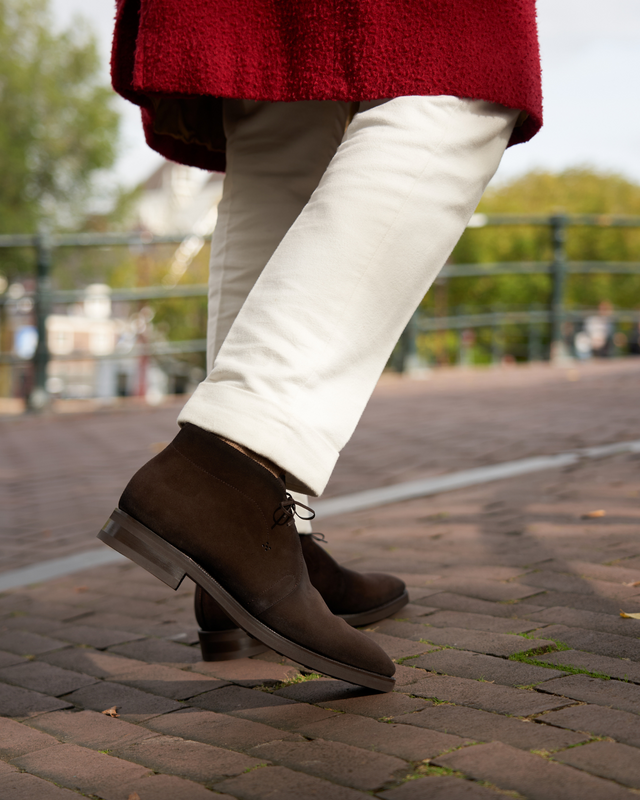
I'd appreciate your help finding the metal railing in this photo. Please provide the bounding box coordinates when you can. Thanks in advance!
[394,214,640,370]
[1,214,640,406]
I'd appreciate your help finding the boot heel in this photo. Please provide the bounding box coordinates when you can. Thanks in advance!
[98,509,186,590]
[198,629,268,661]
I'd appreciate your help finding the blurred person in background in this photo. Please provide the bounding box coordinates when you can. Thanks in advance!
[628,317,640,355]
[100,0,542,688]
[584,300,615,358]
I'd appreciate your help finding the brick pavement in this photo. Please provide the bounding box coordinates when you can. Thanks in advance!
[1,359,640,798]
[1,359,639,573]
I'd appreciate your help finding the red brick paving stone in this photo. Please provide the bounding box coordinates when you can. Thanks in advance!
[0,630,67,655]
[553,740,640,789]
[379,775,508,799]
[537,674,640,714]
[433,741,635,800]
[293,712,470,760]
[391,601,436,617]
[88,596,178,620]
[544,560,640,585]
[65,611,155,634]
[28,709,160,750]
[423,610,541,634]
[527,624,640,661]
[368,619,432,641]
[0,597,84,622]
[0,771,84,800]
[421,592,546,619]
[318,690,430,718]
[63,680,183,722]
[537,649,640,682]
[392,705,589,752]
[248,738,408,791]
[109,637,203,664]
[0,715,61,758]
[0,682,72,718]
[217,764,371,800]
[190,683,296,713]
[111,734,267,783]
[123,772,236,800]
[52,624,145,650]
[412,649,566,687]
[387,572,442,588]
[531,591,640,616]
[143,706,301,750]
[393,663,431,686]
[516,571,640,600]
[407,674,573,716]
[40,646,147,678]
[0,660,98,696]
[1,615,68,635]
[112,663,229,700]
[231,701,340,730]
[360,631,439,660]
[0,649,26,668]
[419,578,544,603]
[11,743,151,800]
[526,606,640,638]
[417,626,554,658]
[189,656,301,687]
[274,679,373,705]
[537,705,640,748]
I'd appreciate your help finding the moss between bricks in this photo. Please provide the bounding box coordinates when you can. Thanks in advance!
[242,763,268,774]
[530,735,611,759]
[259,671,323,693]
[510,648,612,681]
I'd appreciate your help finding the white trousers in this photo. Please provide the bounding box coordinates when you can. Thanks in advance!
[178,96,518,498]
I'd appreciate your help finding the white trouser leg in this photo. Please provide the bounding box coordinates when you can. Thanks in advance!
[206,99,351,368]
[180,95,518,496]
[205,99,350,527]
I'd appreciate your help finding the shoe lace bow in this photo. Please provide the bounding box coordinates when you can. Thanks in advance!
[272,493,316,529]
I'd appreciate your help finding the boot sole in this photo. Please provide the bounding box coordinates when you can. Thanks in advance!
[198,589,410,662]
[98,509,395,692]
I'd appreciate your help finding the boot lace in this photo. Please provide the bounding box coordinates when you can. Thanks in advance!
[272,494,316,529]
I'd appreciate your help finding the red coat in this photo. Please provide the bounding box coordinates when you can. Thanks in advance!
[112,0,542,172]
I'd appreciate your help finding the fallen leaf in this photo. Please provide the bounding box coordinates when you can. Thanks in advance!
[128,794,141,800]
[623,581,640,587]
[101,706,119,717]
[582,509,606,519]
[74,586,88,593]
[620,611,640,620]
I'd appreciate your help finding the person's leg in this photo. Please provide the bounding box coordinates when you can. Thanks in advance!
[180,96,519,496]
[207,98,352,530]
[194,97,408,661]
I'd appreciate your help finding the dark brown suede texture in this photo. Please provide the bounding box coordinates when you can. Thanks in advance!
[300,534,406,614]
[195,535,406,627]
[119,424,394,678]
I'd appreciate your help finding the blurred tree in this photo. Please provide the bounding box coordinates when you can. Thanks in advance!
[412,169,640,366]
[0,0,120,236]
[422,169,640,315]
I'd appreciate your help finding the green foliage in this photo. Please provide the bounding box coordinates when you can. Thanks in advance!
[0,0,120,236]
[411,169,640,365]
[437,168,640,314]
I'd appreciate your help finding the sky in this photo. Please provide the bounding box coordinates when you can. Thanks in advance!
[51,0,640,190]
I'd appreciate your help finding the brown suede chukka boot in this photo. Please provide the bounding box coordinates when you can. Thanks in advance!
[196,534,408,660]
[98,424,395,691]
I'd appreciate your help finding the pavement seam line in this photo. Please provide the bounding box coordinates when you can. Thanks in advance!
[1,436,639,592]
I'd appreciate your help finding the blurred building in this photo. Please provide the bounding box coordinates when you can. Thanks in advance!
[135,162,224,235]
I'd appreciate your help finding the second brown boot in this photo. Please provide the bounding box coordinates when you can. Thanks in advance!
[196,534,408,660]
